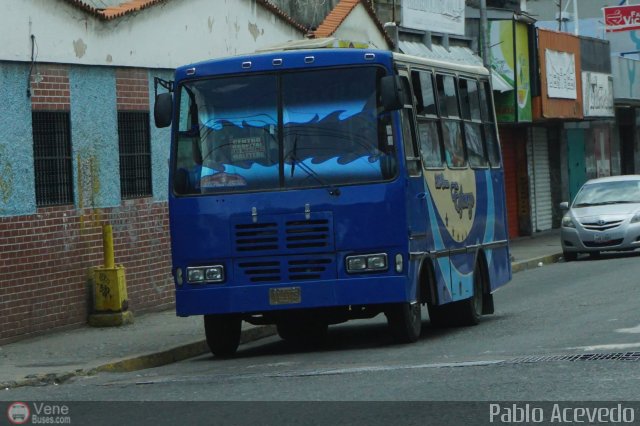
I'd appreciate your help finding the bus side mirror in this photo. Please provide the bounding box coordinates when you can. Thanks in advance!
[380,75,405,111]
[154,92,173,128]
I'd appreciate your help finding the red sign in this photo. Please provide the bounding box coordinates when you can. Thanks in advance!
[603,4,640,32]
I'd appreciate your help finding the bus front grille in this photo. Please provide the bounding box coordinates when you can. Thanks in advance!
[235,255,336,283]
[232,212,334,255]
[285,219,330,249]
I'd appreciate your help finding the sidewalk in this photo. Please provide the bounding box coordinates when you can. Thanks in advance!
[0,230,563,389]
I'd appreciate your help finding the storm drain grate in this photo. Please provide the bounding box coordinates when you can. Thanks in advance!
[505,352,640,364]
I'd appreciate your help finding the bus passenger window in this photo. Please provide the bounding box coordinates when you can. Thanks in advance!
[401,109,421,176]
[479,82,501,167]
[400,76,421,177]
[442,120,465,168]
[412,70,437,116]
[418,120,443,168]
[436,75,459,118]
[461,79,487,168]
[464,122,486,167]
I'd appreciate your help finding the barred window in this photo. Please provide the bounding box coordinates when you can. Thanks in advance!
[118,111,152,198]
[32,111,74,206]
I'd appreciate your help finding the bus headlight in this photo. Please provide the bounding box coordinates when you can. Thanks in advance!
[346,253,388,273]
[187,265,225,283]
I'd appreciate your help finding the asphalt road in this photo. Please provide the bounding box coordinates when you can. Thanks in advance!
[3,252,640,424]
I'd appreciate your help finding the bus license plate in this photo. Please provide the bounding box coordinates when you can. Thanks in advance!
[269,287,301,305]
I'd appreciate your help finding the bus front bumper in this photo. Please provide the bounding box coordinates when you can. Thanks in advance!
[175,275,409,316]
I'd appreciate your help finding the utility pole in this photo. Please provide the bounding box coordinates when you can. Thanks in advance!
[480,0,490,68]
[558,0,562,31]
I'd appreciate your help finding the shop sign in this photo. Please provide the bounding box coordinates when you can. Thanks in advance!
[603,4,640,33]
[402,0,465,36]
[489,21,531,122]
[582,72,614,117]
[545,49,577,99]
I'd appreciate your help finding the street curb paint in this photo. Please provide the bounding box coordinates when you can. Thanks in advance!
[511,253,563,274]
[0,325,276,390]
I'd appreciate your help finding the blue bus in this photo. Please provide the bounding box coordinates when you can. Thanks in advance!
[154,42,511,357]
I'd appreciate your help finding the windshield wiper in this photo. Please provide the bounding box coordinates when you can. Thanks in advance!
[287,138,341,197]
[290,137,298,178]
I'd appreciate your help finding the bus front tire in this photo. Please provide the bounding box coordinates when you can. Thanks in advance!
[204,314,242,358]
[386,300,422,343]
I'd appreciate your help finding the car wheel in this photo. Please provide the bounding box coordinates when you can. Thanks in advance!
[563,251,577,262]
[204,314,242,358]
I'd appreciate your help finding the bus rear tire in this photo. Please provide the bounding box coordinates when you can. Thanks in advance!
[386,299,422,343]
[458,260,484,326]
[204,314,242,358]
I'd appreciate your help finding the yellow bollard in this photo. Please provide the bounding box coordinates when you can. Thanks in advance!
[89,223,134,327]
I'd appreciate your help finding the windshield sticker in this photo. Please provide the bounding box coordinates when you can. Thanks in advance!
[201,172,248,188]
[231,137,266,161]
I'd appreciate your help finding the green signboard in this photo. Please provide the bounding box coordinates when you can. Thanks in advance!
[489,20,531,122]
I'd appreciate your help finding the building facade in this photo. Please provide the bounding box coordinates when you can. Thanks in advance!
[0,0,392,344]
[0,0,307,343]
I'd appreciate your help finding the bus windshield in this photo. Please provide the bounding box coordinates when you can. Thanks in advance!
[173,66,397,195]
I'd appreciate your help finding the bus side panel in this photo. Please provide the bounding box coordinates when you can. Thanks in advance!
[488,167,512,290]
[485,245,511,292]
[424,168,511,306]
[449,252,475,302]
[430,255,452,304]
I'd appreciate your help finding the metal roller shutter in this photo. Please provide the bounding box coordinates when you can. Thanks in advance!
[528,127,553,232]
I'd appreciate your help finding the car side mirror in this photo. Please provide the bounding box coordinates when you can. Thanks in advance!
[559,201,569,210]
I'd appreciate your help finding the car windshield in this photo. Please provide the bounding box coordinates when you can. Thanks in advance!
[572,179,640,207]
[172,66,397,195]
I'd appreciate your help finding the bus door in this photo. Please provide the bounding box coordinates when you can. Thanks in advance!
[398,72,428,293]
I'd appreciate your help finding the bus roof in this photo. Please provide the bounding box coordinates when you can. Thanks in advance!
[392,52,490,77]
[174,37,490,81]
[175,48,395,81]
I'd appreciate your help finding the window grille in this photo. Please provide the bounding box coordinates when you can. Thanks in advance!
[118,111,152,198]
[32,111,74,206]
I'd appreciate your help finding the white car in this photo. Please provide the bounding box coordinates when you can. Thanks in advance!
[560,175,640,261]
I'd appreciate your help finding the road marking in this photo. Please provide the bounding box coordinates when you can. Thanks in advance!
[266,360,505,377]
[616,324,640,334]
[567,342,640,351]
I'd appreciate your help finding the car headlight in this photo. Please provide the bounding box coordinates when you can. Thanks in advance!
[186,265,225,283]
[346,253,388,273]
[561,215,576,228]
[631,212,640,223]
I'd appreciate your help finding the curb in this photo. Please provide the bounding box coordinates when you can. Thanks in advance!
[511,253,563,274]
[1,325,276,390]
[2,253,564,390]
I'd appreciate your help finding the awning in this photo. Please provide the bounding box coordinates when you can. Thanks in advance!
[491,72,514,93]
[398,40,514,93]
